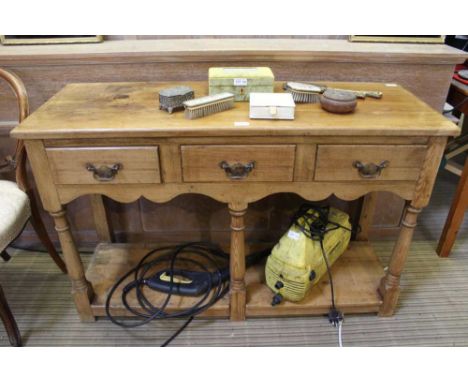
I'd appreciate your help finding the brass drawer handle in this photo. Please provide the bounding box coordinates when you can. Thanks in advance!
[353,160,389,179]
[219,160,255,180]
[86,163,122,182]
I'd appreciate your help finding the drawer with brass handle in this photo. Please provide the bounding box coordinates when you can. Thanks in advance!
[352,160,389,179]
[46,146,161,184]
[315,145,427,182]
[85,163,123,182]
[181,145,295,182]
[219,160,256,180]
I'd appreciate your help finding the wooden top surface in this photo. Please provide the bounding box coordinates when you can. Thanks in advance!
[11,81,460,139]
[0,39,466,65]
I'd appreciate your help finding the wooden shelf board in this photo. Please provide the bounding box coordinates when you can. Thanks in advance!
[246,241,384,316]
[86,241,384,319]
[86,243,230,318]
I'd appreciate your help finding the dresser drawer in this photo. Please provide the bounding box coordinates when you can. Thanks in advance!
[315,145,427,181]
[46,146,161,184]
[181,145,296,182]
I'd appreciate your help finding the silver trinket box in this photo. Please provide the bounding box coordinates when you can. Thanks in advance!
[158,86,194,113]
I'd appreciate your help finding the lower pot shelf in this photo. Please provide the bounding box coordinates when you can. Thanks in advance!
[86,241,384,319]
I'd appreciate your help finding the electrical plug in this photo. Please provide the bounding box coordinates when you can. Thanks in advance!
[328,308,343,327]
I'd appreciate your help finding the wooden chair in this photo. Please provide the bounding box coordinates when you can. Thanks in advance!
[437,156,468,257]
[0,68,67,346]
[437,81,468,257]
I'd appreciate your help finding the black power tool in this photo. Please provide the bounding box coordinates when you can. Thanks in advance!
[142,248,269,297]
[106,242,271,346]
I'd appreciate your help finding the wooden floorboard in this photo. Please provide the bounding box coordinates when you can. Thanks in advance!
[1,170,468,346]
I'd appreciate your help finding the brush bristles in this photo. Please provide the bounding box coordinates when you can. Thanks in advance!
[287,90,321,104]
[184,98,234,119]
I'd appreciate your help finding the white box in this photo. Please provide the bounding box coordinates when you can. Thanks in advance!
[249,93,296,120]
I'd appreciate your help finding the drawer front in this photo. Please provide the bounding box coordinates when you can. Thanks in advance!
[46,146,161,184]
[315,145,427,181]
[181,145,296,182]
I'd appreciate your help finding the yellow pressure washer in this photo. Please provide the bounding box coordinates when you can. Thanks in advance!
[265,205,351,311]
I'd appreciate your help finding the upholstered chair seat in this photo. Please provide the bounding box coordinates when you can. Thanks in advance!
[0,180,31,253]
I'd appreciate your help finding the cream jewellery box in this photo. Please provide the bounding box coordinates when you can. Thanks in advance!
[209,67,274,102]
[249,92,296,120]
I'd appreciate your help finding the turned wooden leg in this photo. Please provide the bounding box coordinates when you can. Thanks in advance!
[437,157,468,257]
[379,205,421,316]
[357,192,377,241]
[50,209,95,322]
[0,284,22,346]
[228,203,247,321]
[27,190,67,273]
[15,142,67,273]
[90,195,113,243]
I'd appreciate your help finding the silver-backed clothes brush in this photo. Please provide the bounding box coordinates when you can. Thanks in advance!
[183,92,235,119]
[284,82,324,103]
[284,81,383,103]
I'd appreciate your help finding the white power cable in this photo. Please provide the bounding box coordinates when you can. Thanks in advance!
[338,320,343,347]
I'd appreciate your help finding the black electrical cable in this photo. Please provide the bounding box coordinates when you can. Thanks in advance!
[106,242,229,336]
[160,316,194,347]
[291,205,356,326]
[8,245,94,255]
[105,241,252,346]
[319,240,336,311]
